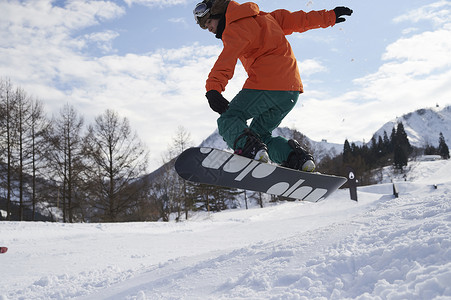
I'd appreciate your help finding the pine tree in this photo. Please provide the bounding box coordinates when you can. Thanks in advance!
[383,131,390,154]
[389,127,396,153]
[438,132,450,159]
[377,136,384,157]
[343,139,352,163]
[424,144,437,155]
[394,143,408,169]
[393,122,412,169]
[396,122,412,154]
[370,136,378,162]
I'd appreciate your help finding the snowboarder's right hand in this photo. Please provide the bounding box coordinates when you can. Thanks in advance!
[206,90,229,114]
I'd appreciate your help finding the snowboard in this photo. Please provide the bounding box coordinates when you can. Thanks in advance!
[175,147,347,202]
[0,247,7,254]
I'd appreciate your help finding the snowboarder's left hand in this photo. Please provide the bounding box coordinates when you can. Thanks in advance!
[206,90,229,114]
[333,7,353,23]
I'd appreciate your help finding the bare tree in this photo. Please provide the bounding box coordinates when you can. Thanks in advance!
[15,87,33,220]
[168,126,193,220]
[0,79,16,220]
[167,126,193,159]
[1,80,51,220]
[46,104,85,222]
[84,109,149,221]
[27,98,50,220]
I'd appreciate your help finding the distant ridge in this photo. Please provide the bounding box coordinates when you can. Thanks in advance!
[372,105,451,148]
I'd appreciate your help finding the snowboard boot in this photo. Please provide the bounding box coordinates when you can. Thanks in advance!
[282,139,316,172]
[233,129,269,163]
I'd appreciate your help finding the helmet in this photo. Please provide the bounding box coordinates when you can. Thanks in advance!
[193,0,230,29]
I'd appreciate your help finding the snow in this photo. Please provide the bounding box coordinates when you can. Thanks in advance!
[1,159,451,299]
[373,105,451,148]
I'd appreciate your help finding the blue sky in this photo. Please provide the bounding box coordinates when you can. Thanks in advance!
[1,0,451,171]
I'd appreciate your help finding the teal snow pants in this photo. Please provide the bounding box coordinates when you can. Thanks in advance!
[217,89,300,164]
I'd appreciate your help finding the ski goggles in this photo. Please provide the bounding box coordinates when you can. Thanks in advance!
[193,1,212,23]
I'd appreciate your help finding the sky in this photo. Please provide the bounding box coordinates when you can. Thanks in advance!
[1,0,451,171]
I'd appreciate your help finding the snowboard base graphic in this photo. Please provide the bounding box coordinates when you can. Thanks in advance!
[175,147,347,202]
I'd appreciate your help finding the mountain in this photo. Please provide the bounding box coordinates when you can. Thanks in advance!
[199,127,343,163]
[199,105,451,162]
[372,105,451,148]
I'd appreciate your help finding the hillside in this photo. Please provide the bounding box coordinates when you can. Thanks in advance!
[373,105,451,147]
[1,157,450,299]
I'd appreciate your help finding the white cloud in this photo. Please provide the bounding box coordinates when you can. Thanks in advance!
[169,17,185,23]
[393,0,451,26]
[0,0,125,82]
[123,0,187,8]
[401,27,419,35]
[285,1,451,144]
[84,30,120,53]
[0,0,125,31]
[298,59,327,76]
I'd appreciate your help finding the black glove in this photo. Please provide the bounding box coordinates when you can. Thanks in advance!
[334,7,353,24]
[206,90,229,114]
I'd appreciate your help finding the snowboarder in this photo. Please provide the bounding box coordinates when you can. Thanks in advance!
[193,0,352,171]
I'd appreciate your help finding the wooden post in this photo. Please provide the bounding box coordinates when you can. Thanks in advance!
[347,166,358,201]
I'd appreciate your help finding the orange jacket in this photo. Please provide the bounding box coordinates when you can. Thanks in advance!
[205,1,336,93]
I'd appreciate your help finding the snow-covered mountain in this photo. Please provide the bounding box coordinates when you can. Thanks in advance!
[200,105,451,161]
[372,105,451,148]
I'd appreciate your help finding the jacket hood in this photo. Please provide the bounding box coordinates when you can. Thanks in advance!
[226,1,260,25]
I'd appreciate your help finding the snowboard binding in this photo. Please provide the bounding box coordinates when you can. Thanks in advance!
[233,129,269,163]
[282,139,316,172]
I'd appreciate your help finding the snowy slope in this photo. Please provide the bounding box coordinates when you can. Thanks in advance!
[373,105,451,147]
[1,159,451,299]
